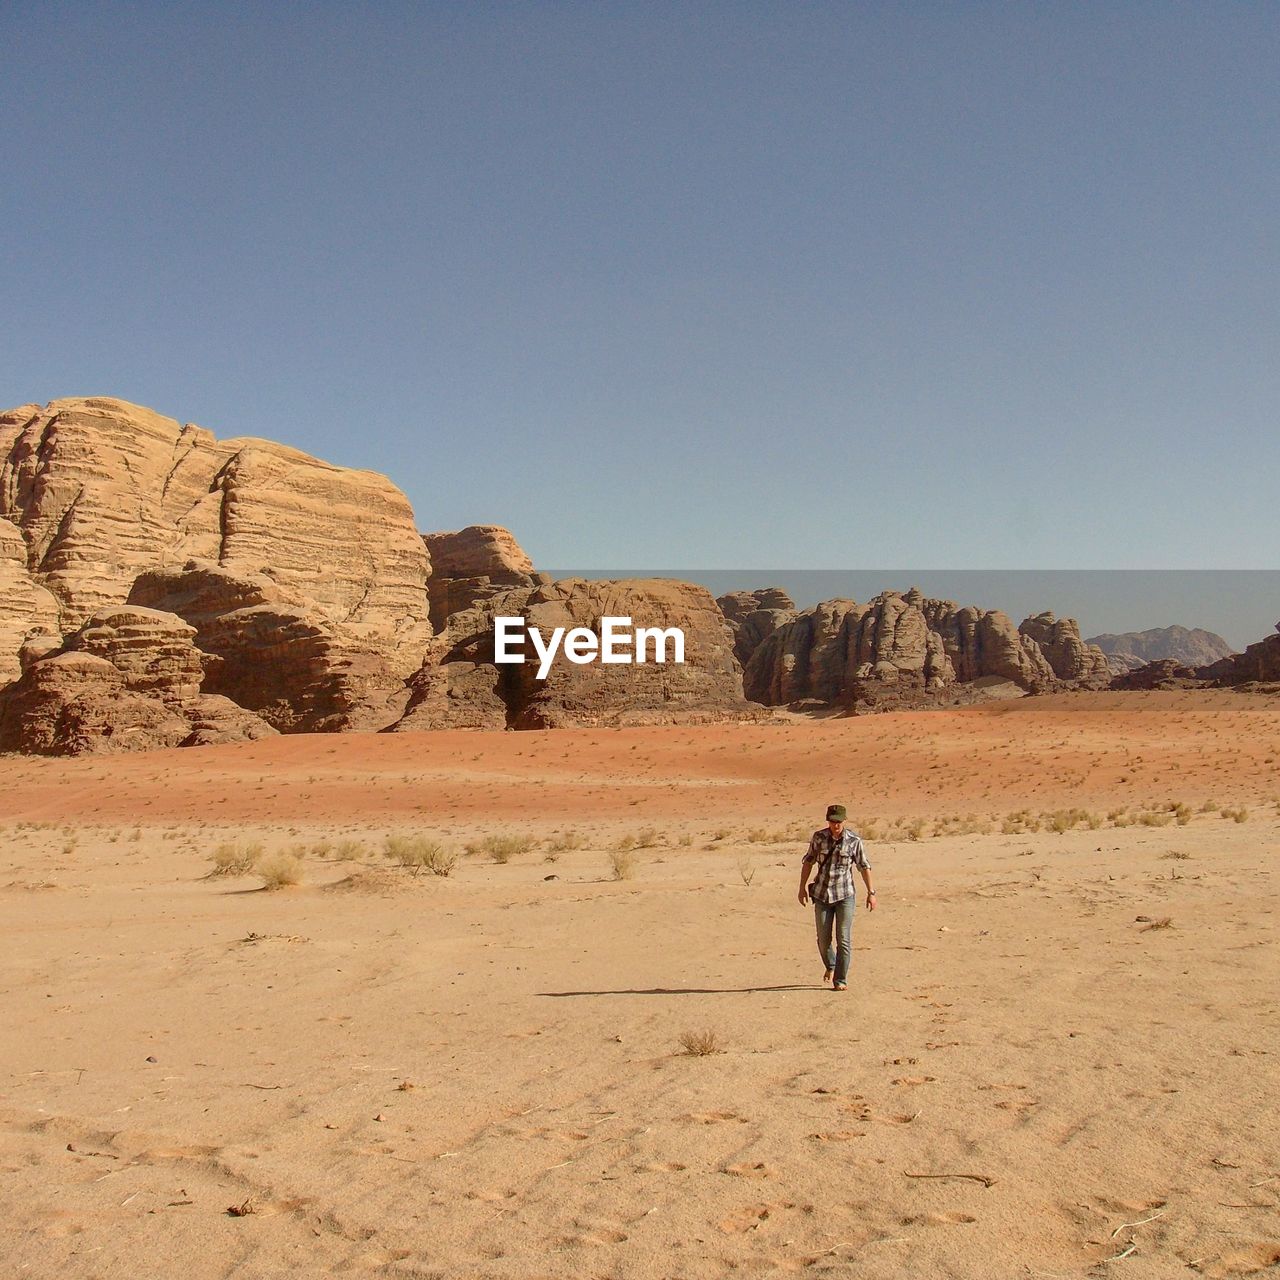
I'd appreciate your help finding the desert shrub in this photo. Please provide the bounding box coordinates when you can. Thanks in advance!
[548,830,585,852]
[678,1029,721,1056]
[737,857,756,886]
[210,842,263,876]
[385,835,458,876]
[334,838,365,860]
[609,848,638,880]
[467,833,534,863]
[256,851,304,890]
[677,833,693,847]
[614,833,637,853]
[635,826,661,848]
[1138,811,1173,828]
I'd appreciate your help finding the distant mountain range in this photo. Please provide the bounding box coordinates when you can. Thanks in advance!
[1086,626,1236,674]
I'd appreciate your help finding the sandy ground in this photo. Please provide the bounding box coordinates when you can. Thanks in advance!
[0,689,1277,1279]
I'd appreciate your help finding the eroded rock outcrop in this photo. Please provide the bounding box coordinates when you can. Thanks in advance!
[392,577,756,730]
[0,517,60,684]
[743,589,1109,710]
[0,606,276,755]
[1203,623,1280,686]
[128,561,410,732]
[0,397,433,750]
[717,588,798,669]
[422,525,540,632]
[1018,612,1111,685]
[1,397,431,675]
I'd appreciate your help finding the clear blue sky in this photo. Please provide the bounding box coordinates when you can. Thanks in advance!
[2,2,1277,571]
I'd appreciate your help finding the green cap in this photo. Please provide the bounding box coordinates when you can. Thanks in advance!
[826,804,847,822]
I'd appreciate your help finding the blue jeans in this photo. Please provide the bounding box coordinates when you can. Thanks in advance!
[814,895,856,984]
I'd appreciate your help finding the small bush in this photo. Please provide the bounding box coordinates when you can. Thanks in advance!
[210,842,263,876]
[256,851,304,890]
[609,848,638,880]
[678,1029,722,1056]
[385,835,458,876]
[737,857,756,887]
[635,826,661,848]
[467,833,534,863]
[334,838,366,860]
[548,830,585,852]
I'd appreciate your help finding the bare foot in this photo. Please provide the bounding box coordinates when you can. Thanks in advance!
[833,982,847,992]
[823,968,834,985]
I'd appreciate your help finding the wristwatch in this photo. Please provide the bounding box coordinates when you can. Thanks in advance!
[867,889,877,896]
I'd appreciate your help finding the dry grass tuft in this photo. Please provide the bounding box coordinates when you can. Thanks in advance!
[468,833,535,864]
[678,1029,722,1056]
[609,848,638,881]
[256,851,304,890]
[385,835,458,876]
[209,842,264,876]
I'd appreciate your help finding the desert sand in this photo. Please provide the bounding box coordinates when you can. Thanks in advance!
[1,689,1277,1278]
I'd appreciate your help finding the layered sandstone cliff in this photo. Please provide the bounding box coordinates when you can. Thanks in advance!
[0,398,433,750]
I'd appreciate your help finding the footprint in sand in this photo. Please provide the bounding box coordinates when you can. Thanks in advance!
[902,1212,977,1226]
[1198,1244,1280,1278]
[892,1076,936,1086]
[558,1225,629,1246]
[688,1110,748,1124]
[638,1160,687,1173]
[722,1161,773,1179]
[809,1130,866,1142]
[718,1201,796,1234]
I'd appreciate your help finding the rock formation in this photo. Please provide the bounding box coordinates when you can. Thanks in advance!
[0,606,275,755]
[1088,625,1236,674]
[421,525,542,632]
[1018,612,1112,684]
[0,397,433,751]
[1,394,1173,752]
[0,397,431,678]
[742,589,1110,711]
[716,588,797,668]
[1201,623,1280,687]
[392,576,755,731]
[1109,659,1203,691]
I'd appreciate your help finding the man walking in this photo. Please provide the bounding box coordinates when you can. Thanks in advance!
[797,804,876,991]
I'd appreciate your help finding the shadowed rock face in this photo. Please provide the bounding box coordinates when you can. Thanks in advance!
[391,577,758,731]
[742,590,1111,710]
[1202,623,1280,686]
[1088,625,1236,674]
[717,589,798,669]
[0,608,276,756]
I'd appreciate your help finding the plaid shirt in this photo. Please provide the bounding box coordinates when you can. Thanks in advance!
[802,828,870,904]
